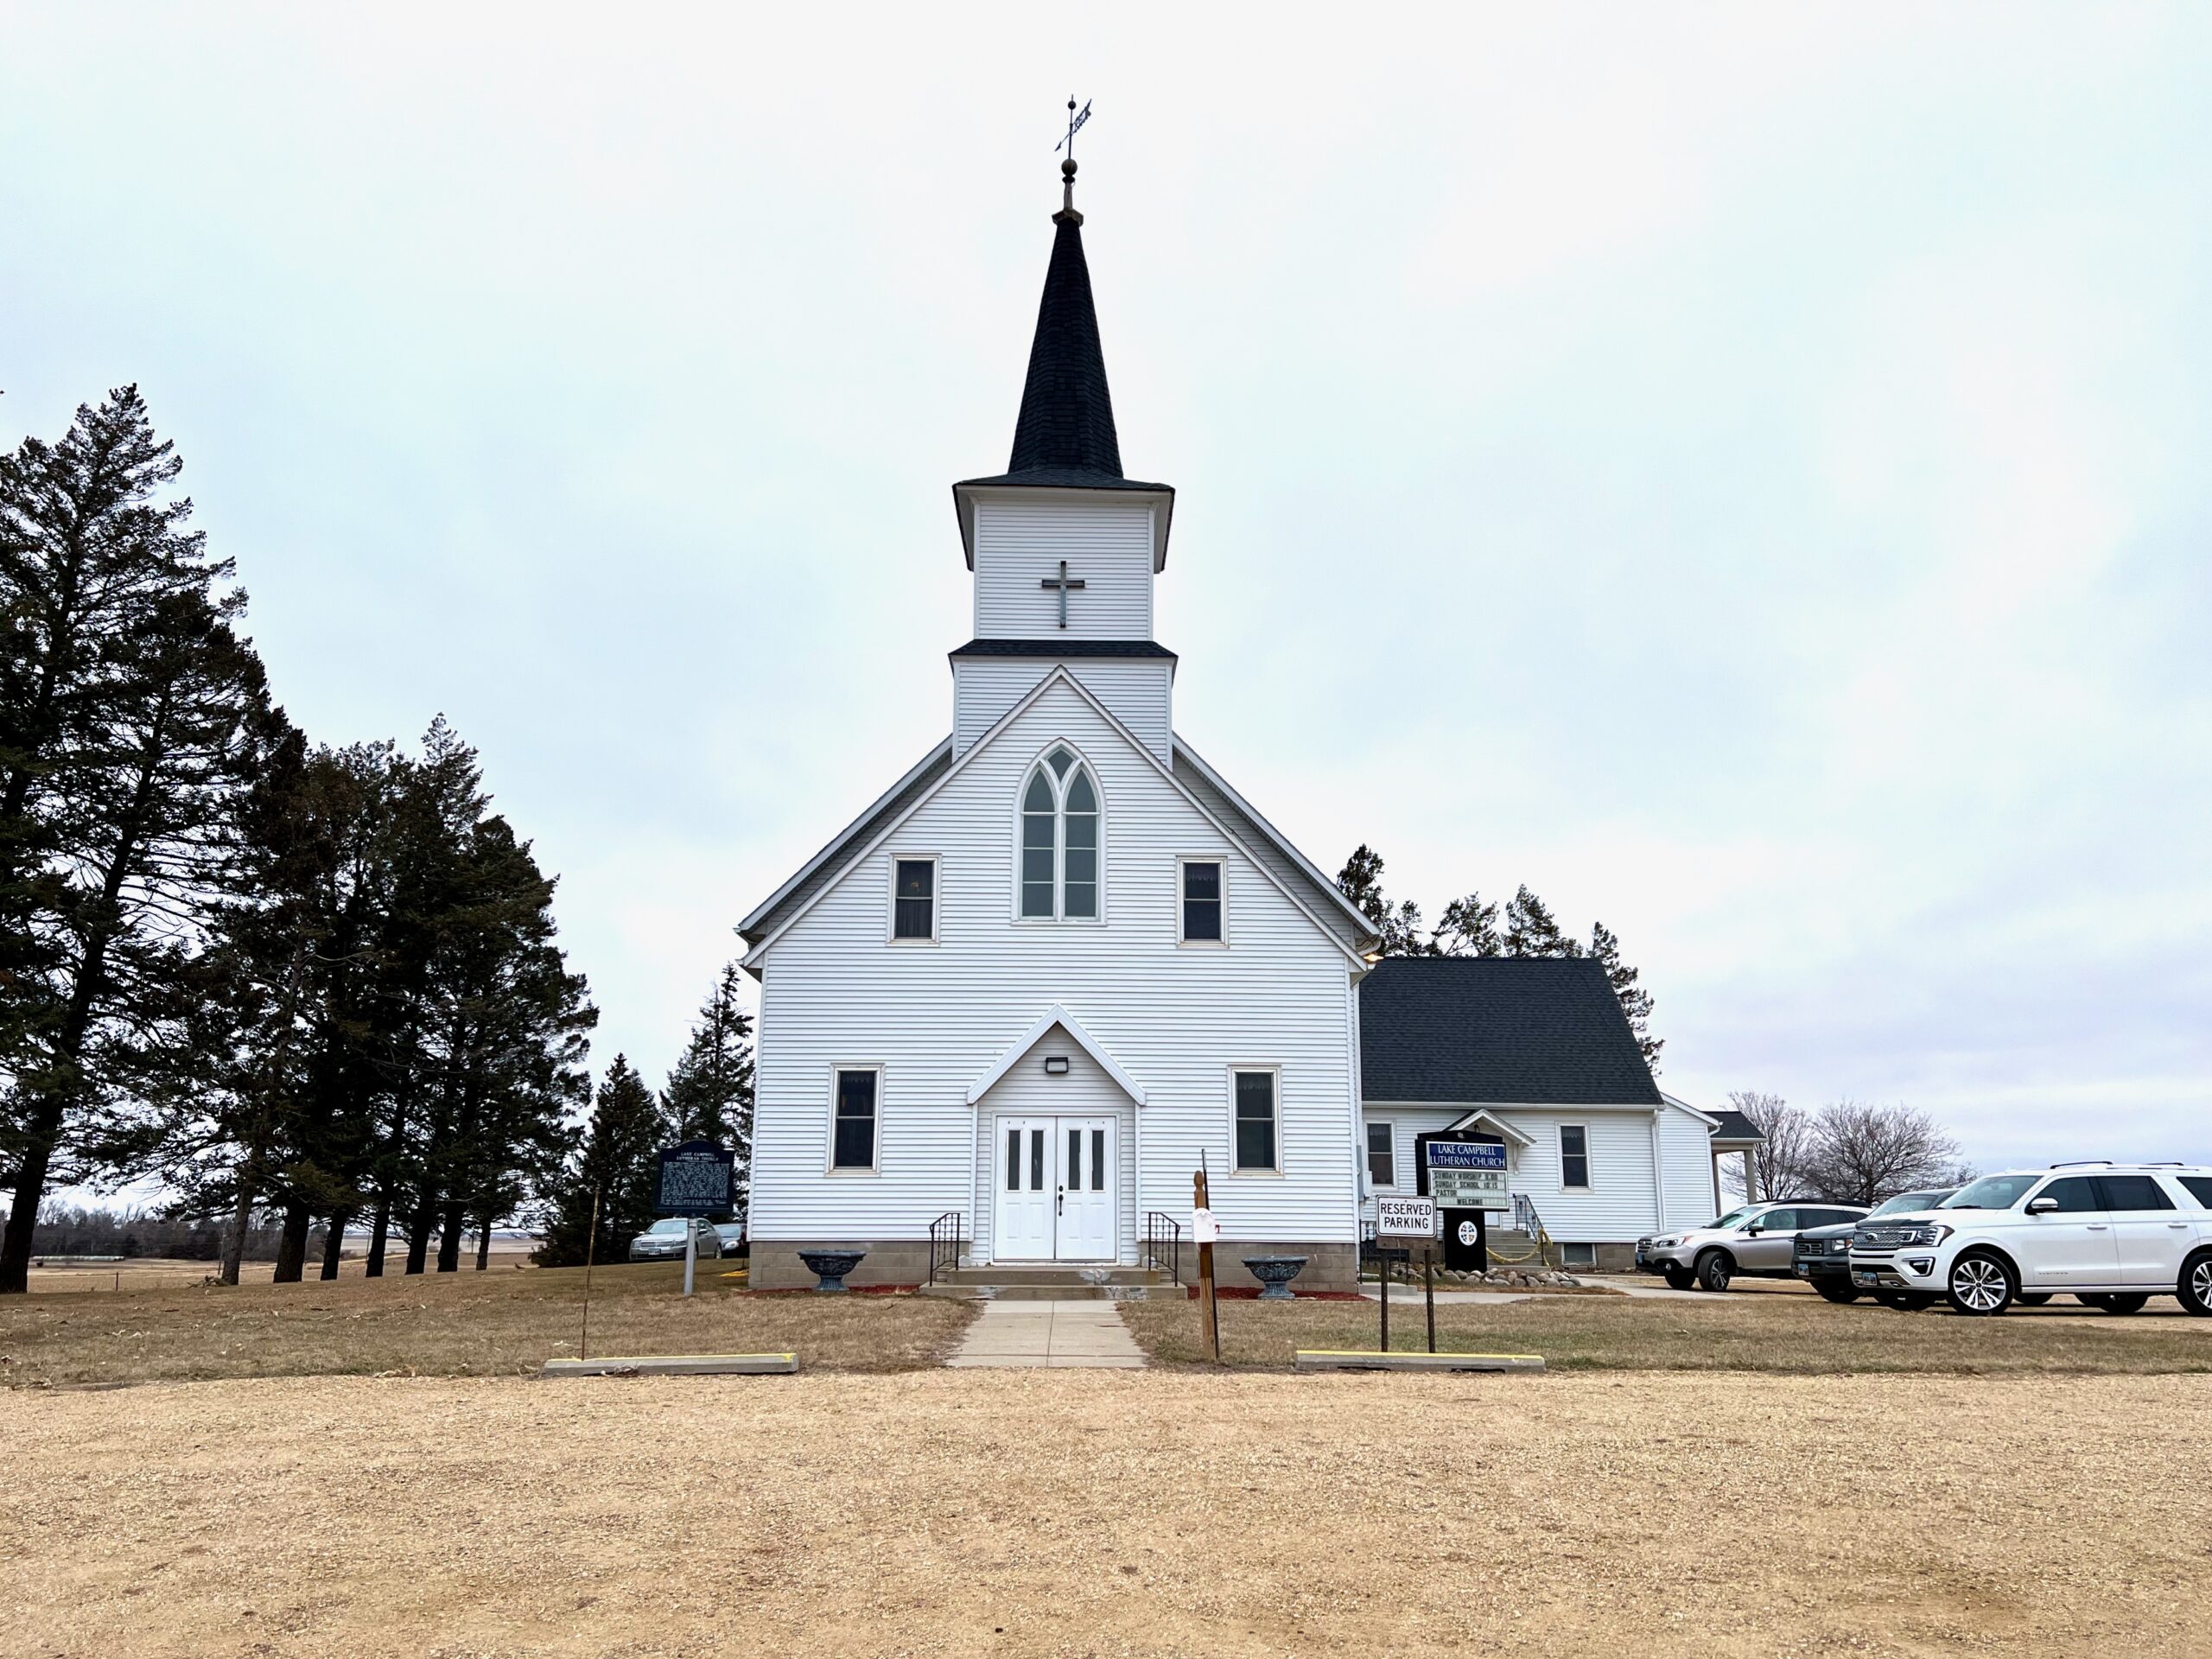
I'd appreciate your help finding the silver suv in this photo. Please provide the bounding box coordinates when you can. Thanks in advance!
[1637,1199,1870,1293]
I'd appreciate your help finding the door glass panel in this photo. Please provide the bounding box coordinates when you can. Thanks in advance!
[1092,1128,1106,1191]
[1068,1128,1081,1191]
[1030,1128,1044,1191]
[1006,1128,1020,1191]
[2041,1177,2101,1211]
[2096,1175,2174,1211]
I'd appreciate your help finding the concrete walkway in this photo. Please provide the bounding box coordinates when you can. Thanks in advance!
[944,1298,1147,1369]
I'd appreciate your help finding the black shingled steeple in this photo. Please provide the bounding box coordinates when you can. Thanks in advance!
[1007,167,1122,479]
[953,156,1173,569]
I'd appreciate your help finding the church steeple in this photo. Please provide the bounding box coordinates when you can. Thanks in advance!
[1006,158,1122,480]
[952,144,1173,578]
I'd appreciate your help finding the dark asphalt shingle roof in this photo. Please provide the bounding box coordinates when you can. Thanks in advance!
[1707,1109,1766,1142]
[1360,957,1663,1107]
[950,639,1177,660]
[1006,214,1122,477]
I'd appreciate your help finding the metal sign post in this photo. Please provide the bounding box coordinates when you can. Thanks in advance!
[656,1140,736,1300]
[578,1183,601,1361]
[1376,1197,1439,1356]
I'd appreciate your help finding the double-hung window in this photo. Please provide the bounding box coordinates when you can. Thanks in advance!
[1365,1122,1395,1190]
[1559,1124,1590,1189]
[1234,1070,1279,1172]
[1020,747,1100,920]
[832,1069,879,1170]
[1179,859,1224,943]
[892,857,937,942]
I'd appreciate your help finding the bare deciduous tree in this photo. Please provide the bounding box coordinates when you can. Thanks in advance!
[1724,1090,1820,1200]
[1804,1099,1963,1205]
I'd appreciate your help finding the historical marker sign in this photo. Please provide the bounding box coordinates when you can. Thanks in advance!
[657,1141,734,1217]
[1426,1139,1510,1212]
[1376,1196,1438,1240]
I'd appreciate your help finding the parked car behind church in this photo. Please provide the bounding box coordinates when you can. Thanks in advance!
[1792,1189,1955,1305]
[627,1217,721,1262]
[1637,1199,1868,1292]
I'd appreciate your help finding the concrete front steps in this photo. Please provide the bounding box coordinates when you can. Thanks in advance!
[919,1264,1177,1301]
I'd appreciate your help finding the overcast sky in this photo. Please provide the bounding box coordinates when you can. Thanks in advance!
[5,5,2206,1177]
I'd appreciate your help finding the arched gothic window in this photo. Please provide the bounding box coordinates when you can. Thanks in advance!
[1020,746,1099,919]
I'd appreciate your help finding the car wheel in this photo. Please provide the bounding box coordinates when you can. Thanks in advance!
[2016,1293,2052,1306]
[1946,1249,2015,1316]
[1876,1291,1935,1311]
[1694,1249,1733,1293]
[1814,1280,1860,1305]
[1662,1265,1694,1291]
[2180,1252,2212,1318]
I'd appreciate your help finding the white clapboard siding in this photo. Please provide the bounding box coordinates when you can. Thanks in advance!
[972,498,1155,639]
[1658,1106,1722,1226]
[954,658,1173,762]
[967,1024,1138,1264]
[750,677,1362,1253]
[1357,1104,1688,1243]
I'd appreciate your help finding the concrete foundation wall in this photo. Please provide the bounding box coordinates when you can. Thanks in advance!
[752,1240,933,1290]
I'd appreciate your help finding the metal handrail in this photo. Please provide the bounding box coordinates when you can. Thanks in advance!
[1141,1211,1182,1285]
[926,1211,963,1285]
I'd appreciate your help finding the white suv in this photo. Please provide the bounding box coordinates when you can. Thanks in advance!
[1848,1164,2212,1316]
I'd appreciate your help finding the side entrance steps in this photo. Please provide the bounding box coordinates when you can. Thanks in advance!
[921,1264,1174,1300]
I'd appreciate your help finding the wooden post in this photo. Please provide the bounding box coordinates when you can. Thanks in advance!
[1423,1245,1436,1354]
[1378,1243,1389,1351]
[1194,1166,1219,1363]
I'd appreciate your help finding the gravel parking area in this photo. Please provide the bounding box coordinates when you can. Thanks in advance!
[7,1369,2209,1657]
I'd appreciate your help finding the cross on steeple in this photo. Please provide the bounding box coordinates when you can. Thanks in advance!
[1040,559,1086,629]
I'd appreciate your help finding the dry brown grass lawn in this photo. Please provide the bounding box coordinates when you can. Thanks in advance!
[9,1370,2211,1658]
[1122,1284,2212,1373]
[0,1259,973,1388]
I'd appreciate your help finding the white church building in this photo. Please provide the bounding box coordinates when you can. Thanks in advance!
[738,160,1735,1290]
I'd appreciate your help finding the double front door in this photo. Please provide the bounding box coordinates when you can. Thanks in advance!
[995,1116,1116,1262]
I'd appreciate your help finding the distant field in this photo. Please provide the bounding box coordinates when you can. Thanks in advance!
[23,1250,538,1294]
[2,1258,972,1388]
[1122,1283,2212,1374]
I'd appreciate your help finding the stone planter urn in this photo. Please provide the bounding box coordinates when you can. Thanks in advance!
[798,1249,866,1293]
[1242,1255,1309,1301]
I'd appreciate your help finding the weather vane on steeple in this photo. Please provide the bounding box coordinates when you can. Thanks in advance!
[1054,97,1091,223]
[1057,98,1091,160]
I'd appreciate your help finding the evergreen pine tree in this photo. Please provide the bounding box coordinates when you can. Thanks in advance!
[1502,885,1580,959]
[1432,893,1502,957]
[535,1054,667,1268]
[662,962,754,1217]
[1590,921,1662,1072]
[0,390,270,1294]
[1333,844,1429,957]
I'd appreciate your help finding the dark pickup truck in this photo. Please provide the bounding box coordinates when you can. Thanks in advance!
[1791,1188,1955,1305]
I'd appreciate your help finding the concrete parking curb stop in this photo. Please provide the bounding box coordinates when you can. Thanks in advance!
[1293,1350,1545,1374]
[542,1353,798,1377]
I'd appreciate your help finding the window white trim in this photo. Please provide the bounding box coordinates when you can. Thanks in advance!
[827,1064,884,1175]
[1175,854,1230,947]
[1009,739,1109,927]
[886,853,939,945]
[1228,1065,1283,1175]
[1558,1122,1592,1191]
[1364,1117,1396,1192]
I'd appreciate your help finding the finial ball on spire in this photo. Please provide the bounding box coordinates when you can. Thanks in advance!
[1063,157,1077,180]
